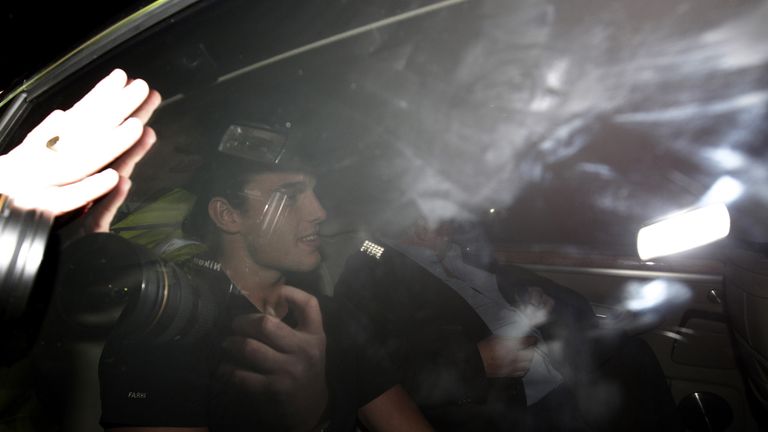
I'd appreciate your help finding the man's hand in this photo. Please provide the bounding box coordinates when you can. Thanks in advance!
[219,286,329,431]
[477,335,537,378]
[519,286,555,328]
[0,68,161,215]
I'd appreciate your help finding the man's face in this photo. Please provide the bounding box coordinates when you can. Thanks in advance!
[238,171,326,273]
[410,219,456,259]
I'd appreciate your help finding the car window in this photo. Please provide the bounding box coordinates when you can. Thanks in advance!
[2,0,767,431]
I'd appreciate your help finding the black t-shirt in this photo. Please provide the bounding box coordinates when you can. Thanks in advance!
[98,263,396,431]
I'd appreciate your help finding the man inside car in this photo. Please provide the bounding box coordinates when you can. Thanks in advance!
[98,124,433,432]
[335,208,683,431]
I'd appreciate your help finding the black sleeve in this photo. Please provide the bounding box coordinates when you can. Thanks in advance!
[321,296,398,409]
[98,337,212,428]
[398,324,489,406]
[335,251,489,407]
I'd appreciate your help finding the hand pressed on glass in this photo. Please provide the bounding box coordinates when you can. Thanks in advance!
[0,68,161,215]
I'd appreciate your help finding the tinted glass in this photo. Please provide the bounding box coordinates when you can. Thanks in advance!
[3,0,767,431]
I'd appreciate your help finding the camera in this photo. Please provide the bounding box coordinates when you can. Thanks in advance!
[0,194,54,322]
[55,232,220,344]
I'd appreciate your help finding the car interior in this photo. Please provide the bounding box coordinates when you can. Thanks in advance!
[1,0,767,431]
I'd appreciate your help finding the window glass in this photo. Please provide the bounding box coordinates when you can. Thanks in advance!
[3,0,768,430]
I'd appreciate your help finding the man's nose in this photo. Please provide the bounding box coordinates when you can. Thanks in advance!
[305,192,326,223]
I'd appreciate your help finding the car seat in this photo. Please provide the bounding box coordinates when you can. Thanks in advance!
[723,243,768,427]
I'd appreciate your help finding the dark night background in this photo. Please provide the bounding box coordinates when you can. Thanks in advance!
[0,1,152,94]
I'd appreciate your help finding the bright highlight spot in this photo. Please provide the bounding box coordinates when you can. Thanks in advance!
[625,280,668,310]
[623,279,691,311]
[489,208,496,214]
[637,203,730,260]
[700,175,744,205]
[705,147,747,170]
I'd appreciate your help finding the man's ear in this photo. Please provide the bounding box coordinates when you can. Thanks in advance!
[208,197,241,234]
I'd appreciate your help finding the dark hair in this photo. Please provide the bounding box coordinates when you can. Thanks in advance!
[181,155,268,253]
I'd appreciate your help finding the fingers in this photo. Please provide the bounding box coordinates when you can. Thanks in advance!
[527,286,554,311]
[85,176,132,232]
[131,89,162,124]
[14,169,119,214]
[69,69,128,112]
[218,362,271,392]
[69,69,151,128]
[498,336,537,358]
[479,335,539,377]
[506,337,536,377]
[78,116,145,173]
[528,286,543,304]
[221,335,288,374]
[268,285,324,335]
[510,349,535,377]
[504,351,534,377]
[498,336,537,362]
[50,169,120,214]
[109,78,152,125]
[110,126,156,177]
[231,313,300,353]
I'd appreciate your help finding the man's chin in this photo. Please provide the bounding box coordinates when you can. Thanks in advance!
[292,254,322,273]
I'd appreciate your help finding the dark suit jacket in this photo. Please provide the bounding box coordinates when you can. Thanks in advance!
[334,241,600,431]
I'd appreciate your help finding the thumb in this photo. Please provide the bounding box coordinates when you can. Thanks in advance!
[269,285,324,335]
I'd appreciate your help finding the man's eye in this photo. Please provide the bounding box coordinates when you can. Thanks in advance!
[275,189,300,205]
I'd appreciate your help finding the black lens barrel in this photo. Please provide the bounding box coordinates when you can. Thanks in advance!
[57,232,219,344]
[0,195,54,321]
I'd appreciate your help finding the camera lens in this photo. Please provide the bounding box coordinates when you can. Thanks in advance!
[0,195,54,321]
[57,233,218,343]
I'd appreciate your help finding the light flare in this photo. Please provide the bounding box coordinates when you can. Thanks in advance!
[637,203,730,260]
[623,279,692,311]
